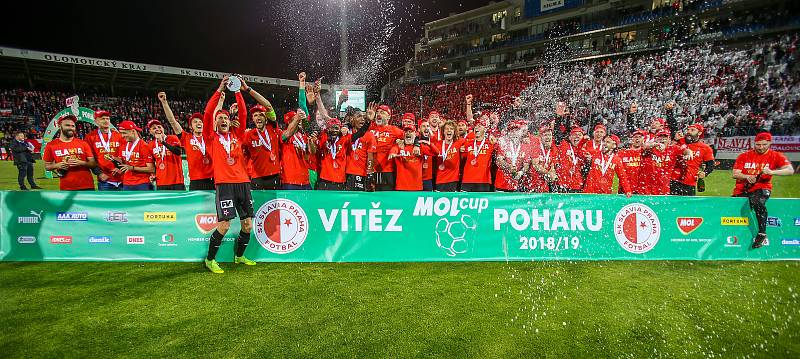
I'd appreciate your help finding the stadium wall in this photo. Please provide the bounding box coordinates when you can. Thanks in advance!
[1,191,798,262]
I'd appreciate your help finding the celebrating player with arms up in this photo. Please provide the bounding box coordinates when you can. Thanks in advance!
[240,80,282,190]
[159,92,215,190]
[147,119,185,191]
[201,76,256,274]
[732,132,794,249]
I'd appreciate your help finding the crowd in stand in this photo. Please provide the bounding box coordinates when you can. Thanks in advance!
[390,34,800,141]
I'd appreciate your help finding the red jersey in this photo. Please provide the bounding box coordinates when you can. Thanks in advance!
[318,132,350,183]
[345,132,377,177]
[42,138,95,190]
[281,132,311,186]
[151,135,184,186]
[528,141,558,193]
[495,139,533,191]
[582,139,604,158]
[120,138,154,186]
[554,141,587,191]
[85,128,124,183]
[421,153,434,180]
[433,139,464,184]
[202,90,250,185]
[180,132,214,181]
[242,125,281,179]
[460,137,495,185]
[370,123,404,173]
[583,152,631,194]
[639,145,680,195]
[674,141,714,186]
[732,149,791,195]
[391,143,438,191]
[617,147,643,194]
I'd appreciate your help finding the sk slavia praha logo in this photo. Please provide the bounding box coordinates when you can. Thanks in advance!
[614,203,661,254]
[254,199,308,254]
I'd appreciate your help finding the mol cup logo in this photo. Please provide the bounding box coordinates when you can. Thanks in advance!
[17,236,36,244]
[144,212,177,222]
[57,212,88,221]
[676,217,703,235]
[195,214,219,234]
[254,199,308,254]
[50,236,73,244]
[767,216,782,227]
[126,236,145,245]
[105,211,128,223]
[17,210,43,224]
[721,217,749,226]
[614,203,661,254]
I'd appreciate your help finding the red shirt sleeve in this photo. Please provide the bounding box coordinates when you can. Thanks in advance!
[167,135,181,147]
[234,91,247,139]
[203,91,222,138]
[82,141,94,159]
[733,153,746,171]
[702,145,714,162]
[773,151,791,169]
[42,143,54,162]
[615,157,631,193]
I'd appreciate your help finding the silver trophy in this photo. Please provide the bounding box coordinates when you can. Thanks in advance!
[226,75,242,92]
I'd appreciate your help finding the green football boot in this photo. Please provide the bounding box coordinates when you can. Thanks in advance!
[204,259,224,274]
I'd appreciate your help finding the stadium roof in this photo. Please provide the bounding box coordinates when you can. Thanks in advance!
[0,47,365,96]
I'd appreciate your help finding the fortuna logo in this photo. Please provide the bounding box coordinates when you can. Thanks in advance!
[57,212,88,221]
[195,214,219,234]
[614,203,661,254]
[17,236,36,244]
[721,217,749,226]
[254,199,308,254]
[143,212,176,222]
[50,236,72,244]
[676,217,703,235]
[17,210,43,224]
[126,236,145,244]
[105,211,128,223]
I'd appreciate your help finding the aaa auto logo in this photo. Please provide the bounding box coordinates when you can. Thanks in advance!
[676,217,703,235]
[614,203,661,254]
[254,199,308,254]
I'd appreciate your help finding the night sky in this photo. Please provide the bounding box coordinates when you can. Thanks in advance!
[1,0,489,87]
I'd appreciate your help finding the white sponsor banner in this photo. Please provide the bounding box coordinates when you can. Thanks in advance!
[0,47,366,91]
[541,0,565,12]
[713,136,800,160]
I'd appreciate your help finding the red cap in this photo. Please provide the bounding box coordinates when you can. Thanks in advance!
[473,117,488,127]
[457,119,468,125]
[188,113,203,121]
[507,120,528,130]
[284,111,297,123]
[402,124,416,132]
[539,125,553,133]
[146,119,163,129]
[687,123,704,134]
[570,126,584,136]
[215,109,230,118]
[608,134,621,146]
[250,104,268,114]
[326,118,342,128]
[593,124,607,132]
[653,117,666,125]
[118,120,142,132]
[377,105,391,116]
[402,112,415,123]
[57,114,77,126]
[632,129,647,137]
[417,118,429,127]
[656,129,671,137]
[428,110,440,117]
[94,110,110,119]
[755,132,773,142]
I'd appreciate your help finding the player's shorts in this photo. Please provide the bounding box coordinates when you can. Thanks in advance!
[316,179,346,191]
[460,183,492,192]
[375,172,395,192]
[435,181,459,192]
[215,182,254,221]
[669,180,696,196]
[157,183,186,191]
[251,174,281,190]
[189,178,215,191]
[346,174,366,191]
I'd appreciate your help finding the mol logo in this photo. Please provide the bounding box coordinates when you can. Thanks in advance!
[614,203,661,254]
[254,199,308,254]
[195,214,218,234]
[413,196,489,217]
[676,217,703,235]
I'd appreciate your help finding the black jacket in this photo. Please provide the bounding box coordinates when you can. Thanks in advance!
[11,140,35,165]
